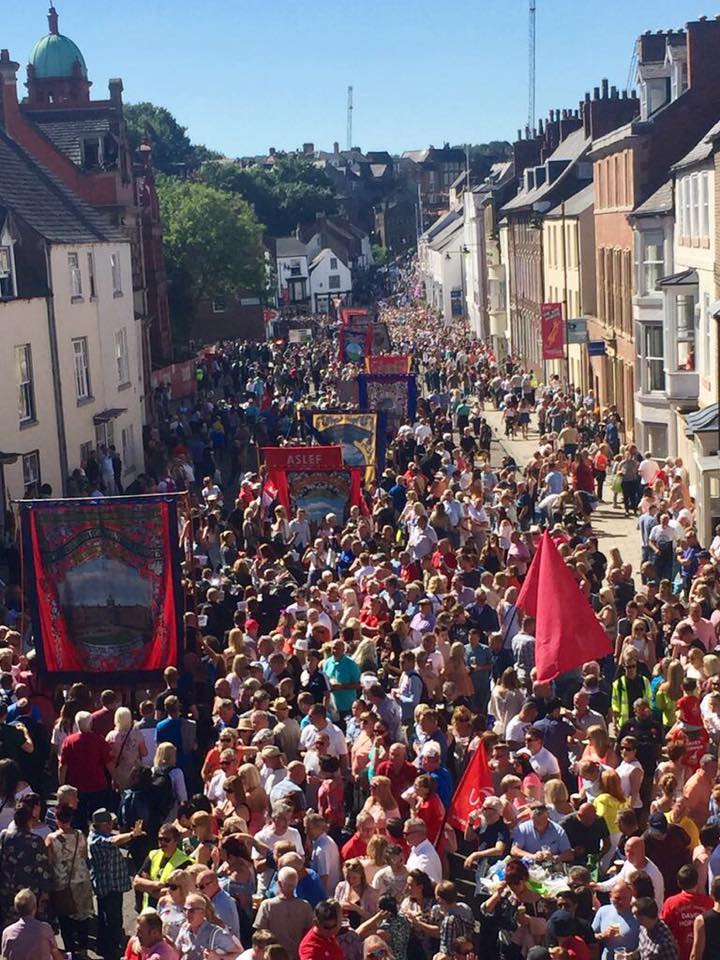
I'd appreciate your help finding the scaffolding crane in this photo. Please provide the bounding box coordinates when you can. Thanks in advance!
[528,0,536,133]
[346,85,353,151]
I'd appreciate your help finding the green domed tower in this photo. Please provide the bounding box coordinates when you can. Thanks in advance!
[26,6,91,107]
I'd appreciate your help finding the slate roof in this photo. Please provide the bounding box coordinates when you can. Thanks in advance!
[685,403,719,437]
[502,128,591,214]
[0,128,123,244]
[632,180,673,217]
[35,116,112,166]
[275,237,308,258]
[672,118,720,171]
[546,182,595,218]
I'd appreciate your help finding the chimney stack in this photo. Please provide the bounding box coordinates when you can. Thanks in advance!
[333,141,339,153]
[601,78,609,97]
[0,49,20,130]
[108,77,123,107]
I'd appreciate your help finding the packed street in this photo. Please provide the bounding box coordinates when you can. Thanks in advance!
[2,5,720,960]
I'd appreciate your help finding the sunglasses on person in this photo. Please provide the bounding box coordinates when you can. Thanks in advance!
[198,880,214,890]
[158,837,173,845]
[168,884,180,891]
[184,906,203,914]
[368,950,389,959]
[219,760,234,767]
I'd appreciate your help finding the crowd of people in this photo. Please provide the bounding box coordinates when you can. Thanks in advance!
[1,260,720,960]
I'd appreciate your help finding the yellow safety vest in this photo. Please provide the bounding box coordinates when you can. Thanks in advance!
[143,847,191,908]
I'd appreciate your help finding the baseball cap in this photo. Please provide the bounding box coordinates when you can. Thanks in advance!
[648,812,668,833]
[261,746,282,759]
[92,808,113,827]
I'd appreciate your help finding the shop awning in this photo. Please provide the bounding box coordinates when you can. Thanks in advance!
[685,403,719,437]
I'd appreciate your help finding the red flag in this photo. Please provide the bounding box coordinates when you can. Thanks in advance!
[446,741,494,832]
[516,531,612,682]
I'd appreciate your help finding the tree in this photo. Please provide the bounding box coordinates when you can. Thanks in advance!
[124,102,217,174]
[156,177,266,342]
[200,156,337,236]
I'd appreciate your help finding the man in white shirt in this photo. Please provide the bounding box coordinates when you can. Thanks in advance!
[517,727,561,781]
[414,419,432,445]
[299,705,349,762]
[594,836,664,906]
[638,453,659,489]
[305,812,342,895]
[205,749,239,808]
[288,509,312,552]
[404,819,442,884]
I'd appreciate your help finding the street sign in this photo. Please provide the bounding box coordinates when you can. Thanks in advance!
[588,340,607,357]
[566,318,588,344]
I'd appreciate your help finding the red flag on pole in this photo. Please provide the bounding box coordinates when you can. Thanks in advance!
[446,741,495,832]
[516,531,612,683]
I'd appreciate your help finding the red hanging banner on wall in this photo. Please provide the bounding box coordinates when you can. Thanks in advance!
[541,302,565,360]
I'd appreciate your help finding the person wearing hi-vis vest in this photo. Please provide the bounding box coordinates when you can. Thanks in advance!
[132,824,192,908]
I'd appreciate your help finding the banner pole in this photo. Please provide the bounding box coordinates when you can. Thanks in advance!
[184,490,197,614]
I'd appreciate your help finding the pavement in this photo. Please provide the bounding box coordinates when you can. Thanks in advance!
[482,406,643,574]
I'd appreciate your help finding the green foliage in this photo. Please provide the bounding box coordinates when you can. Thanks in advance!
[200,156,337,236]
[371,243,392,267]
[124,102,214,174]
[156,177,265,341]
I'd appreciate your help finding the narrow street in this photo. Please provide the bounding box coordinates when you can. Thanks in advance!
[484,407,643,573]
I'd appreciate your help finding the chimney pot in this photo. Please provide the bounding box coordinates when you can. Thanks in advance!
[517,129,522,141]
[601,78,609,97]
[584,91,591,102]
[593,86,600,99]
[610,85,618,98]
[698,15,707,21]
[622,89,628,98]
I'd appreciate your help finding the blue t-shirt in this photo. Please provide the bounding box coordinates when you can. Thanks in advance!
[323,656,361,713]
[510,819,571,855]
[592,905,639,960]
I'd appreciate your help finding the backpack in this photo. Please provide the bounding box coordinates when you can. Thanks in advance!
[150,768,175,820]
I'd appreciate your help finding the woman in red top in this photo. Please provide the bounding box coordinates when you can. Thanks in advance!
[410,772,445,844]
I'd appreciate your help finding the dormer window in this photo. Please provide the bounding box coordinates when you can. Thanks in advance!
[82,137,102,170]
[0,245,16,298]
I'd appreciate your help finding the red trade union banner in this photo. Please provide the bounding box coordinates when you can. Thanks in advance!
[261,445,343,471]
[541,302,565,360]
[446,741,495,832]
[20,496,183,681]
[366,355,411,374]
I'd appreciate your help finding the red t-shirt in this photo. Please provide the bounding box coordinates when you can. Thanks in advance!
[60,731,112,793]
[91,707,115,739]
[676,695,702,729]
[661,890,713,960]
[340,833,368,860]
[562,936,591,960]
[298,928,343,960]
[376,759,418,816]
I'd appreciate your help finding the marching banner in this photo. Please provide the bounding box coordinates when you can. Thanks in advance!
[261,446,343,471]
[339,326,372,365]
[541,302,565,360]
[20,497,183,681]
[340,307,371,327]
[369,322,392,354]
[357,373,418,438]
[310,411,384,476]
[365,355,410,375]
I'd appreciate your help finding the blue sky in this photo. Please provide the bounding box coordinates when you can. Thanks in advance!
[6,1,718,156]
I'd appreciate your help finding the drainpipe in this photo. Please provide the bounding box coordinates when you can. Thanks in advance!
[43,244,69,494]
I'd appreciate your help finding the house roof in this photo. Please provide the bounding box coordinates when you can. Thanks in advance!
[546,182,595,218]
[0,128,123,244]
[672,118,720,171]
[501,127,590,214]
[34,113,112,166]
[423,206,463,242]
[275,237,307,258]
[632,179,673,217]
[685,403,719,437]
[309,247,347,270]
[428,213,464,252]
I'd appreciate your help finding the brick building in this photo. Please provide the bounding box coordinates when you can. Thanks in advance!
[1,6,173,424]
[588,17,720,436]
